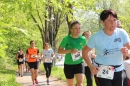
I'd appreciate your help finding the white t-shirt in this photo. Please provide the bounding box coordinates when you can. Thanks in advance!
[124,60,130,79]
[42,49,54,63]
[84,49,94,66]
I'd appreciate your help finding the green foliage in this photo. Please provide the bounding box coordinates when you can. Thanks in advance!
[0,63,20,86]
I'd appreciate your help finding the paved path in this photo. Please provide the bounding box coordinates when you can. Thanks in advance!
[16,71,67,86]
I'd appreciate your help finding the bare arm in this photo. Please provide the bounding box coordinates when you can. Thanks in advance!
[58,46,78,54]
[82,45,93,67]
[121,42,130,57]
[82,45,99,75]
[90,49,96,59]
[25,53,28,58]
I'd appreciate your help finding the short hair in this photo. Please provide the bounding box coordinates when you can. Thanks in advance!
[100,9,118,21]
[30,40,35,45]
[70,20,80,29]
[44,42,49,46]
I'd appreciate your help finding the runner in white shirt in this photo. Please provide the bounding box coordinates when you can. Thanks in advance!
[42,43,54,85]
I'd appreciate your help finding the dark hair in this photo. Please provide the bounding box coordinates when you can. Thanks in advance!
[125,56,129,60]
[70,20,80,29]
[100,9,118,21]
[30,40,35,44]
[44,43,49,46]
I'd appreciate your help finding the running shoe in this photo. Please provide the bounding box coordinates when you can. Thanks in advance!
[47,80,50,85]
[32,84,35,86]
[35,79,38,84]
[47,82,50,85]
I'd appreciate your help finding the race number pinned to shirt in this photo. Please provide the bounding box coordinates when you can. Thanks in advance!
[97,65,115,80]
[19,59,23,62]
[44,58,51,62]
[71,50,82,61]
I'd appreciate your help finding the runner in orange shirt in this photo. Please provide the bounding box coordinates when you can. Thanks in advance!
[26,40,40,86]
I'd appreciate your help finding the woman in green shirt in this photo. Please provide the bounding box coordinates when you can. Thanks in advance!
[58,20,86,86]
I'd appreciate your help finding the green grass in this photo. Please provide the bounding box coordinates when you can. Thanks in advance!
[0,64,21,86]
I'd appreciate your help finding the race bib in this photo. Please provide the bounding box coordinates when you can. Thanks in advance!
[19,59,23,62]
[44,58,51,62]
[31,54,37,58]
[71,50,82,61]
[97,65,115,80]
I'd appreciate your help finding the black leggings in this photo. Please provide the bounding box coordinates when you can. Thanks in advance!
[43,63,52,78]
[85,66,93,86]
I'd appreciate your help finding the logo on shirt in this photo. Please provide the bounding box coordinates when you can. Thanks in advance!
[103,49,110,56]
[103,48,120,56]
[114,38,121,42]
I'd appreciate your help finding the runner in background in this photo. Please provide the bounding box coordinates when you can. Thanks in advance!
[58,20,86,86]
[82,31,96,86]
[26,40,40,86]
[25,54,30,72]
[16,48,25,77]
[117,20,122,28]
[124,56,130,86]
[42,43,55,85]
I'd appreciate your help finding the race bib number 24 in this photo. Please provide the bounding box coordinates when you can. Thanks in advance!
[96,65,115,80]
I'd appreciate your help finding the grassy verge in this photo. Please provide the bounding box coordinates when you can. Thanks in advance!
[0,64,20,86]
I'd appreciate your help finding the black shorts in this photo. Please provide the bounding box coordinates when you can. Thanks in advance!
[17,60,24,65]
[25,61,28,63]
[95,70,128,86]
[28,62,38,69]
[64,62,84,79]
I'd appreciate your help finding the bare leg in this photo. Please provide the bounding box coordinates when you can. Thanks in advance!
[75,74,84,86]
[67,78,74,86]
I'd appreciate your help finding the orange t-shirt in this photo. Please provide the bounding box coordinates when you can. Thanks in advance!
[27,48,38,62]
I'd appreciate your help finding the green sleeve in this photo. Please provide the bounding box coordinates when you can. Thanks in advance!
[59,36,68,48]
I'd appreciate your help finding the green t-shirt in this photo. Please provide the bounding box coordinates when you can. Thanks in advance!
[60,35,87,65]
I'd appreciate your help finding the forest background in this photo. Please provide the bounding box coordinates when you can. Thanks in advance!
[0,0,130,78]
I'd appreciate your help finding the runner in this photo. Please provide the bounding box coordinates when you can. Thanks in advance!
[58,20,86,86]
[25,54,30,72]
[16,48,25,77]
[42,43,55,85]
[26,40,40,86]
[82,9,130,86]
[82,31,96,86]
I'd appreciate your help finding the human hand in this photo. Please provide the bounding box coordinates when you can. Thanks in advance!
[121,47,128,56]
[31,55,38,58]
[89,65,99,75]
[71,48,78,54]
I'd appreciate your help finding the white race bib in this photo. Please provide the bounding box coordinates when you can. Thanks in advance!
[71,50,82,61]
[96,65,115,80]
[44,58,51,62]
[19,59,23,62]
[31,54,38,58]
